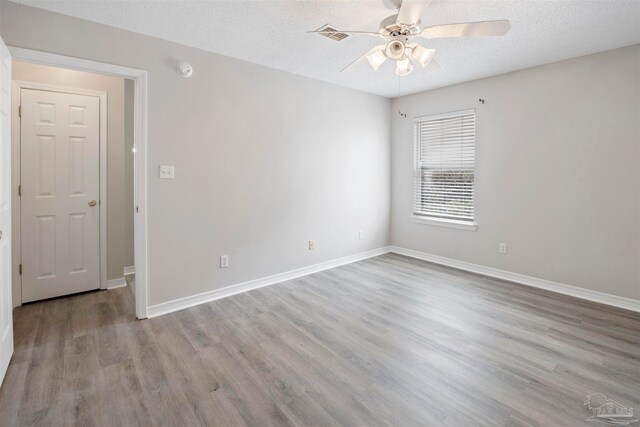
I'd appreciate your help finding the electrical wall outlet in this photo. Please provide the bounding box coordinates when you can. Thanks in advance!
[220,255,229,268]
[308,240,315,250]
[499,243,507,254]
[159,165,175,179]
[359,230,364,240]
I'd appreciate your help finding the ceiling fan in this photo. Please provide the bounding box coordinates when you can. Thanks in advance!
[309,0,511,76]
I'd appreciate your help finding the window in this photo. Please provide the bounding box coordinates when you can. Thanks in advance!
[413,109,476,229]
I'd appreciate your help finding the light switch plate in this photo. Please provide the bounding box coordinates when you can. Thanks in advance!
[159,165,175,179]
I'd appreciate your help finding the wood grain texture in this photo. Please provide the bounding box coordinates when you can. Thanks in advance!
[1,254,638,426]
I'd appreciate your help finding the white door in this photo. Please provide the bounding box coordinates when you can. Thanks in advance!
[20,89,100,302]
[0,37,13,385]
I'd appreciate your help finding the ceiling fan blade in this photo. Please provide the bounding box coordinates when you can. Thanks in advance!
[397,0,429,26]
[422,20,511,38]
[308,30,383,37]
[340,45,386,73]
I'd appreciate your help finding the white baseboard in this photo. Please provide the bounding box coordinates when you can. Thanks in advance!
[147,246,391,318]
[124,265,135,276]
[106,277,127,289]
[146,244,639,318]
[389,246,640,313]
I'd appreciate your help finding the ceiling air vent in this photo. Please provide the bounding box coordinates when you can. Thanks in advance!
[316,25,350,42]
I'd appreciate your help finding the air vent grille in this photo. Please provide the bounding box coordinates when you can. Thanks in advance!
[316,25,350,42]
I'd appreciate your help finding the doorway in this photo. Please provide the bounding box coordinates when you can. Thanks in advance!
[8,47,148,319]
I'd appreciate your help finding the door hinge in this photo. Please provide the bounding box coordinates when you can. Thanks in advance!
[18,184,21,197]
[136,206,139,213]
[18,105,21,118]
[19,264,22,275]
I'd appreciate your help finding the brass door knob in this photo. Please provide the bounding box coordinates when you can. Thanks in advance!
[88,200,97,207]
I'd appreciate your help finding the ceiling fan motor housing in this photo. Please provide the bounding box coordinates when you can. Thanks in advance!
[380,14,422,36]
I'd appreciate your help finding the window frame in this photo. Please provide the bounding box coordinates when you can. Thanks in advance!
[412,108,477,231]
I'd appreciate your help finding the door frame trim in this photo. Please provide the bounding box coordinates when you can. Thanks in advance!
[12,81,108,303]
[9,47,149,319]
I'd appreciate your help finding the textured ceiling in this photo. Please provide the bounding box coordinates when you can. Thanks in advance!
[10,0,640,98]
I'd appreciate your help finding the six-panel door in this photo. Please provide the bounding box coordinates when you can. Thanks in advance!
[20,88,100,302]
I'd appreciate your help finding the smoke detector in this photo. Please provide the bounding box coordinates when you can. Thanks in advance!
[177,61,193,78]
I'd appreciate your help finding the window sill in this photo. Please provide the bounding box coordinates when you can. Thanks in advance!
[411,215,478,231]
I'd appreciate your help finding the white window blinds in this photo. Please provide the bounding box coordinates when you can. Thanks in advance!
[414,109,475,222]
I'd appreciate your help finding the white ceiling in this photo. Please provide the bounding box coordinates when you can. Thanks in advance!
[11,0,640,98]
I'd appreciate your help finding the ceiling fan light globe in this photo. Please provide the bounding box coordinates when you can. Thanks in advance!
[395,58,413,76]
[411,45,435,68]
[385,40,406,60]
[366,50,387,71]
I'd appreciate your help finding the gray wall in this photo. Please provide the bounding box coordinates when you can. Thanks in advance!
[391,45,640,301]
[12,61,133,291]
[0,1,391,306]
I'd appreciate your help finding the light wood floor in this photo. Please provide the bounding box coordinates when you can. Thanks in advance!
[0,254,638,426]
